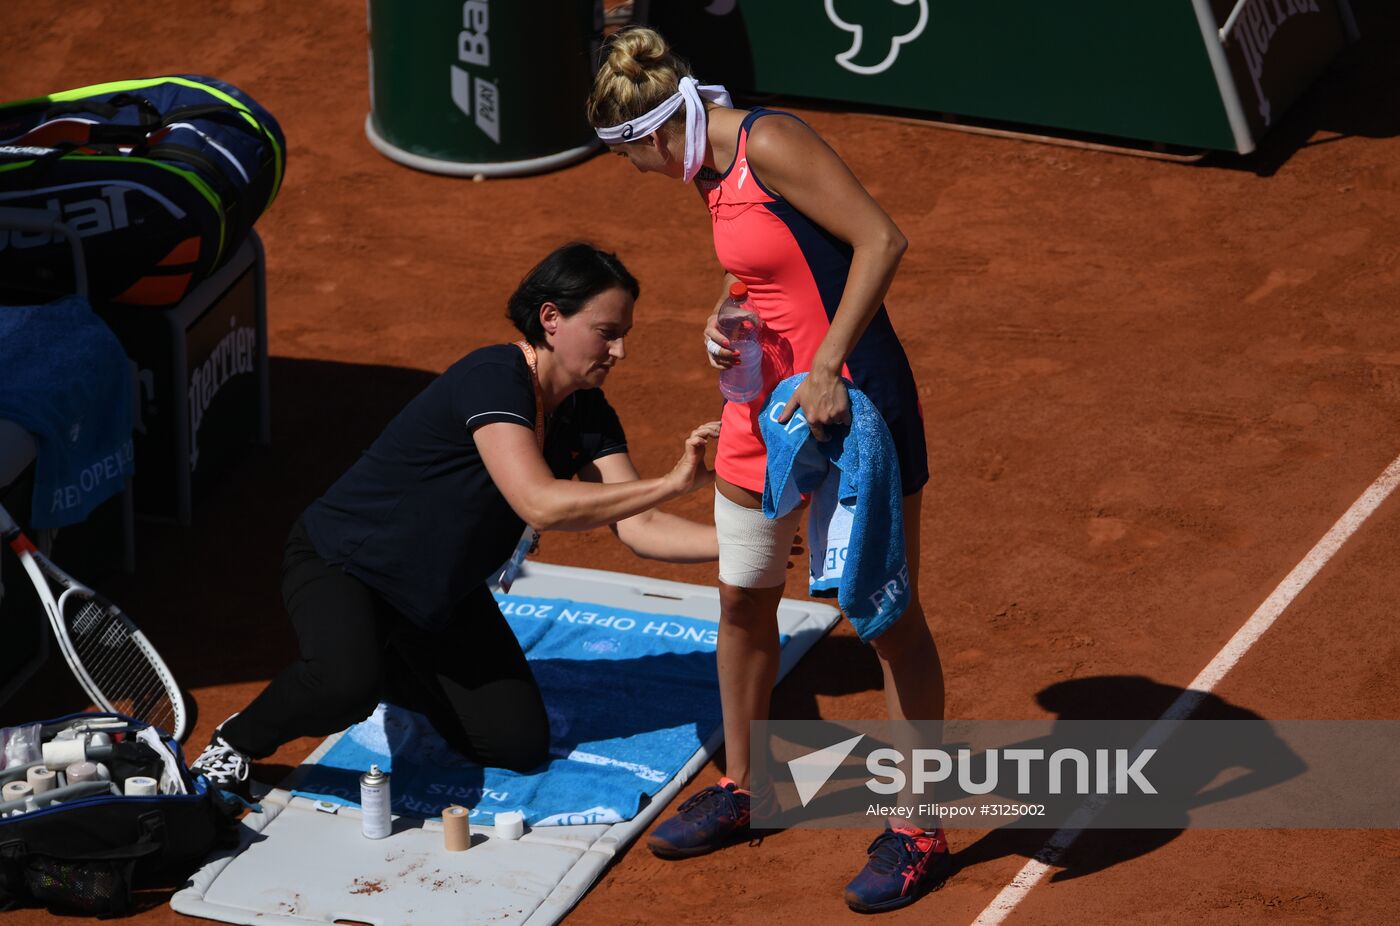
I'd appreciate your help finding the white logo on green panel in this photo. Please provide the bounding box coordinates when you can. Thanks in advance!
[825,0,928,76]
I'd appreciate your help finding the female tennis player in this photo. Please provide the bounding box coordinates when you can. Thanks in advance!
[191,243,720,791]
[587,27,950,913]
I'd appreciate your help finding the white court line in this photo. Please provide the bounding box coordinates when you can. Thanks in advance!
[971,452,1400,926]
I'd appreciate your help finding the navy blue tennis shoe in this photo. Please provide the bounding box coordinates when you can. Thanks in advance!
[647,778,755,858]
[844,824,952,913]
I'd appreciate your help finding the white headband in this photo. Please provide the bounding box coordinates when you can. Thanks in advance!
[595,76,732,184]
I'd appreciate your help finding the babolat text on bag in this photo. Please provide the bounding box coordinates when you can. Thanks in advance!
[0,75,285,307]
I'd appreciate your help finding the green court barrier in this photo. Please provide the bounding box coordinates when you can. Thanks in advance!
[366,0,603,176]
[645,0,1358,154]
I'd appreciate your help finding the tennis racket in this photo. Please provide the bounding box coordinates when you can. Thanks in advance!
[0,502,186,741]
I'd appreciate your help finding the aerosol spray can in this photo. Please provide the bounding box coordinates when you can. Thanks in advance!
[360,764,391,839]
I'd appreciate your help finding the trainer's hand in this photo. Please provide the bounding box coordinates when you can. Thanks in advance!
[703,313,739,370]
[777,371,851,442]
[666,421,721,495]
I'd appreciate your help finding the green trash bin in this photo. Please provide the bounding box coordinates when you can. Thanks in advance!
[366,0,603,177]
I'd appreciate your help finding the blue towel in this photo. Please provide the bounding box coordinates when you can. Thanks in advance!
[760,374,910,642]
[291,594,787,827]
[0,297,134,529]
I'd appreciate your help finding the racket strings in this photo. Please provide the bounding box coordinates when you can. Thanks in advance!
[65,596,179,736]
[71,603,143,678]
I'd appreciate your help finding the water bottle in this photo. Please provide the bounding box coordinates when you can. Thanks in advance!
[717,282,763,403]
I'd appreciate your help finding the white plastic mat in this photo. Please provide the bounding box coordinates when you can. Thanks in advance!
[171,563,839,926]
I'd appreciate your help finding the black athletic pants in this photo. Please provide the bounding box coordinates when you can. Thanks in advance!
[220,519,550,772]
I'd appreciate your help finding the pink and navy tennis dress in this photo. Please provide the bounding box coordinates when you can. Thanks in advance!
[702,109,927,496]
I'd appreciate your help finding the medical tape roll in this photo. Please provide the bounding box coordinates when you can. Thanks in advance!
[123,776,158,796]
[442,805,471,851]
[2,781,33,801]
[66,761,99,784]
[494,810,525,841]
[25,766,57,794]
[41,738,87,768]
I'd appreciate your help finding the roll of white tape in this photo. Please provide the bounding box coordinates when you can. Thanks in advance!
[494,810,525,841]
[41,738,86,768]
[124,776,158,797]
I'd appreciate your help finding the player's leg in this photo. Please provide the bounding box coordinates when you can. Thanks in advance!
[870,489,944,724]
[648,481,799,858]
[846,488,953,912]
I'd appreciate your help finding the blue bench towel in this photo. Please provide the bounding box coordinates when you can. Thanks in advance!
[291,594,786,827]
[759,374,910,642]
[0,297,134,528]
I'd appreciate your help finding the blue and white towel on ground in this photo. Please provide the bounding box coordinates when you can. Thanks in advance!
[0,297,134,528]
[760,373,910,642]
[291,594,778,827]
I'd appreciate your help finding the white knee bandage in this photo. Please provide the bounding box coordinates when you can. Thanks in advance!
[714,490,803,588]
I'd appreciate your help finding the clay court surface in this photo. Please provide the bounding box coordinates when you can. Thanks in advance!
[4,2,1400,924]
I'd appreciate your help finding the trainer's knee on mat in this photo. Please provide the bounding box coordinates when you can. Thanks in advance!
[487,726,550,773]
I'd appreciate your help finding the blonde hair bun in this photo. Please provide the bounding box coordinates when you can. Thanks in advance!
[586,26,693,131]
[606,26,671,81]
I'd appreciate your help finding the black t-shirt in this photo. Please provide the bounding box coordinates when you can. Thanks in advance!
[301,344,628,630]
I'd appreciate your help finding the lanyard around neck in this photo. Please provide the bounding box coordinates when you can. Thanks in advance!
[514,340,546,451]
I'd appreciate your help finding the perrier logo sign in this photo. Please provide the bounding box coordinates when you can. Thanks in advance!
[1224,0,1324,127]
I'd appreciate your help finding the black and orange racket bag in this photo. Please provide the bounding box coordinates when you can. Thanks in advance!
[0,76,284,307]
